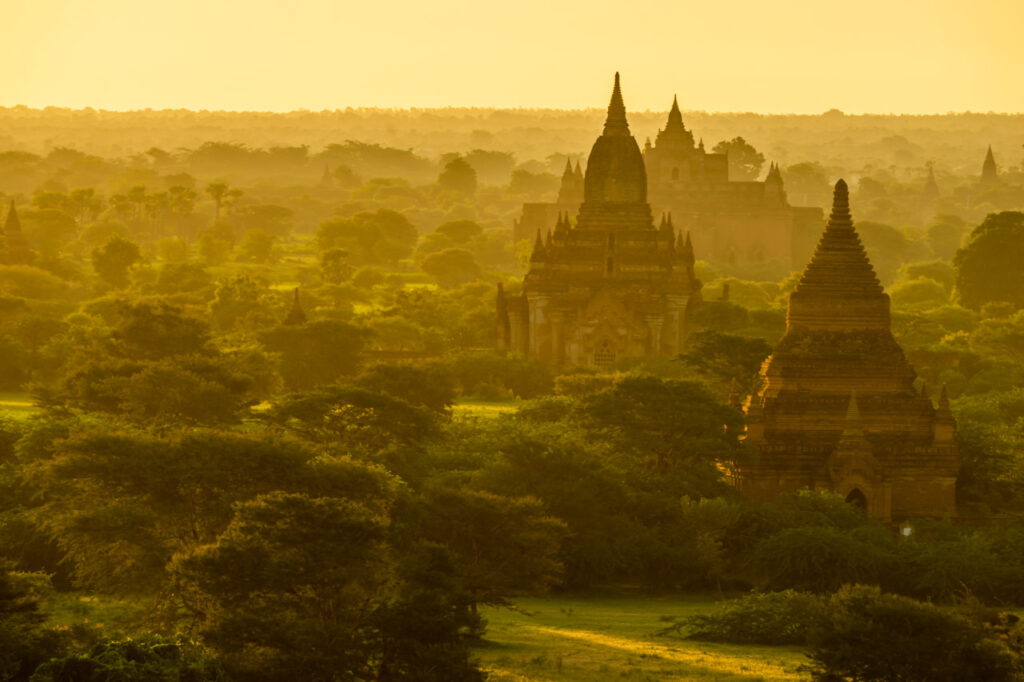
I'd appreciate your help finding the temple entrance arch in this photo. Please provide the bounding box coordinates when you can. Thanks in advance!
[845,488,868,510]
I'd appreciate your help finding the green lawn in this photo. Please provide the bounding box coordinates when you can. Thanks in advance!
[0,391,39,421]
[476,595,809,681]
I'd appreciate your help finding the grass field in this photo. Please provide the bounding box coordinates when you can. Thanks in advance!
[476,595,810,681]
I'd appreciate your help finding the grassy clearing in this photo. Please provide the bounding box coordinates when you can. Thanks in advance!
[0,391,40,421]
[476,595,809,681]
[453,399,520,419]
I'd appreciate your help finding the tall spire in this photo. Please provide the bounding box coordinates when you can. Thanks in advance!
[562,158,574,178]
[981,145,998,184]
[283,288,307,326]
[603,72,630,136]
[923,164,939,197]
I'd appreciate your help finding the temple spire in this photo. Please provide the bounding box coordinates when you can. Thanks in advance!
[603,72,630,136]
[981,145,998,184]
[283,288,307,326]
[668,94,683,127]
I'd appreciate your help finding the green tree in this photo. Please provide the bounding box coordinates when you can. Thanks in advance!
[438,156,477,197]
[173,492,393,681]
[317,210,418,265]
[955,211,1024,310]
[712,137,765,181]
[417,486,565,616]
[806,585,1023,682]
[261,320,370,390]
[421,248,481,289]
[236,228,277,264]
[91,235,141,288]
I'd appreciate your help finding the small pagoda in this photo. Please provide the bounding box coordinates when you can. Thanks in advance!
[738,180,959,521]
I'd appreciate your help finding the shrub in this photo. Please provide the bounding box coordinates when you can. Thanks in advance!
[676,590,827,645]
[806,585,1024,682]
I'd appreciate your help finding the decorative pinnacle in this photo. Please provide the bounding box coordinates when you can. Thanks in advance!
[603,72,630,136]
[5,200,20,232]
[562,158,573,177]
[667,94,683,127]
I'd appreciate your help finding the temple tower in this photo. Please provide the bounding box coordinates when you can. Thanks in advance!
[499,74,701,367]
[738,180,959,521]
[2,202,36,266]
[981,146,998,185]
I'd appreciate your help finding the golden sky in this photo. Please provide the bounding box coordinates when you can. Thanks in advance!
[2,0,1022,113]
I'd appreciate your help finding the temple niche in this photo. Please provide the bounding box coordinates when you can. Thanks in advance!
[737,180,959,521]
[497,74,701,367]
[643,98,824,268]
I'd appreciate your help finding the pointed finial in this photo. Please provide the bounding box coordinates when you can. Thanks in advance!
[283,287,307,326]
[574,160,582,176]
[920,381,928,400]
[685,231,692,249]
[534,229,544,250]
[667,212,674,229]
[667,94,684,128]
[698,138,705,151]
[939,385,950,411]
[5,200,21,233]
[563,158,573,176]
[603,72,629,136]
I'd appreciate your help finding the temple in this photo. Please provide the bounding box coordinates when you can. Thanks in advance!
[512,159,584,243]
[642,97,823,267]
[981,145,998,185]
[2,202,35,266]
[514,95,825,268]
[737,180,959,521]
[498,74,701,367]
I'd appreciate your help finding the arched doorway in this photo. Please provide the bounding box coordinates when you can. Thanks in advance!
[845,488,868,510]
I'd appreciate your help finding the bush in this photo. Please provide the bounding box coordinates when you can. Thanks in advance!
[676,590,827,645]
[806,585,1024,682]
[748,525,899,593]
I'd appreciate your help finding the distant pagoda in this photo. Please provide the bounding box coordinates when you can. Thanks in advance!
[981,145,998,185]
[2,202,36,265]
[738,180,959,521]
[498,74,701,367]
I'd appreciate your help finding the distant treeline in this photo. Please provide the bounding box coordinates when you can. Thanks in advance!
[1,106,1022,176]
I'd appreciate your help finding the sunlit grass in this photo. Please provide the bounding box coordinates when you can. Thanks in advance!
[453,399,520,419]
[0,391,40,421]
[476,595,809,681]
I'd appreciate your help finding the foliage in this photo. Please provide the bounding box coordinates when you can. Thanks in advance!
[30,636,225,682]
[711,137,765,181]
[805,585,1024,682]
[677,590,827,645]
[955,211,1024,311]
[90,236,140,289]
[261,320,370,390]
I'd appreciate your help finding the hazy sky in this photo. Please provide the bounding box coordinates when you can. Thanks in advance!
[2,0,1022,114]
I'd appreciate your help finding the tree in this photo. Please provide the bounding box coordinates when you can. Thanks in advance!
[438,156,477,197]
[421,248,481,289]
[435,219,483,245]
[91,235,141,288]
[261,320,370,390]
[806,585,1023,682]
[236,228,277,264]
[317,210,418,266]
[320,248,354,284]
[173,492,394,681]
[682,330,772,397]
[355,363,457,414]
[263,385,440,452]
[417,486,565,615]
[927,213,969,261]
[575,376,745,490]
[712,137,765,181]
[782,162,832,207]
[955,211,1024,310]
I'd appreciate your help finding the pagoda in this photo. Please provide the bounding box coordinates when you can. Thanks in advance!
[738,180,959,520]
[498,74,701,367]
